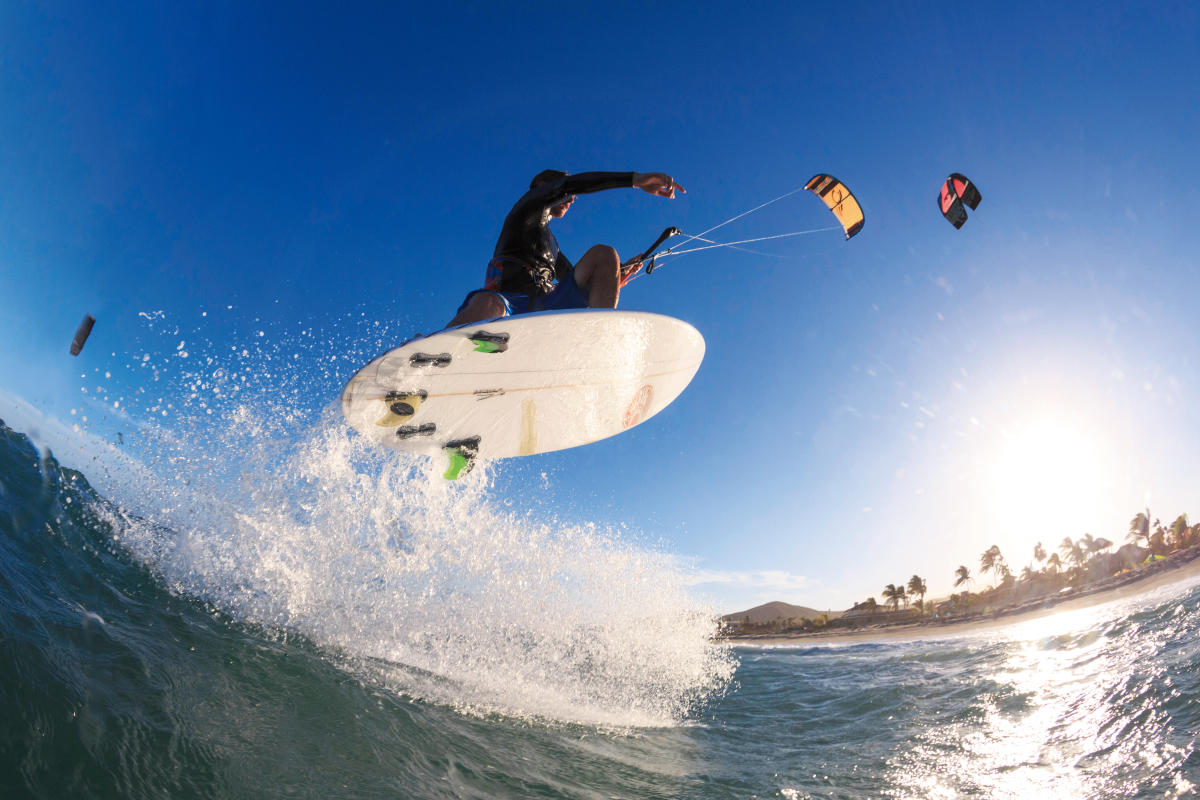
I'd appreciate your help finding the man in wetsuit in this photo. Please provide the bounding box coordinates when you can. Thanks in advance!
[447,170,685,327]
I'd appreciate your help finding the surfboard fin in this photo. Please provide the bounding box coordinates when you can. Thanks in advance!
[468,331,509,353]
[376,391,428,426]
[442,437,480,480]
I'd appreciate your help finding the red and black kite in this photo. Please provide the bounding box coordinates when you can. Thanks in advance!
[939,173,981,229]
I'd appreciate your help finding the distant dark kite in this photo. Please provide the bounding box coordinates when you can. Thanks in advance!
[70,314,95,356]
[939,173,982,229]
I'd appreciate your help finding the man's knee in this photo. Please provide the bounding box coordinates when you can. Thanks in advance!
[471,292,507,317]
[449,291,508,327]
[578,245,621,287]
[585,244,620,268]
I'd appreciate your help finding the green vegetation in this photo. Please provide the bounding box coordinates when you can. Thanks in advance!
[726,508,1200,638]
[927,509,1199,620]
[907,575,927,611]
[881,583,907,611]
[843,508,1199,628]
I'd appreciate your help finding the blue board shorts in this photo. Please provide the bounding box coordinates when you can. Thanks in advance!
[456,268,590,318]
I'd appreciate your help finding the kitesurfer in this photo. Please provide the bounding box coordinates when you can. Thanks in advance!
[447,170,685,327]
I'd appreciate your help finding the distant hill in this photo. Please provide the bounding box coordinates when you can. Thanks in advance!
[723,601,842,624]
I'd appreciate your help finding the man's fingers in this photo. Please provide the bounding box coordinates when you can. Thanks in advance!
[636,172,685,198]
[662,178,685,198]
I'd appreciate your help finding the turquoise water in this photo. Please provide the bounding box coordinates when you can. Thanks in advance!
[3,416,1199,799]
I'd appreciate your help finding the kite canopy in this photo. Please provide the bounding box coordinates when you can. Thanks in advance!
[939,173,982,229]
[70,314,95,356]
[804,174,864,239]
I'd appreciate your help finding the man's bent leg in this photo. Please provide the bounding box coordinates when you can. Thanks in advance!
[572,244,622,308]
[447,291,509,328]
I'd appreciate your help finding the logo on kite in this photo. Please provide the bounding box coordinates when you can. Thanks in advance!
[939,173,981,229]
[804,174,864,239]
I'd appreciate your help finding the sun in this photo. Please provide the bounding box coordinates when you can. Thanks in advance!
[982,418,1107,553]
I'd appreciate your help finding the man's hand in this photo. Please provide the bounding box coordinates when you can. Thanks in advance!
[619,258,645,288]
[633,172,686,199]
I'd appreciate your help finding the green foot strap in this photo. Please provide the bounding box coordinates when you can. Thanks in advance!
[442,437,481,480]
[468,331,509,353]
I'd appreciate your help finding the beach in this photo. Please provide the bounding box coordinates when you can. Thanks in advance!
[727,553,1200,647]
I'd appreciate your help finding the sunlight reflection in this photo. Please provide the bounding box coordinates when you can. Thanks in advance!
[1000,602,1109,643]
[884,599,1195,798]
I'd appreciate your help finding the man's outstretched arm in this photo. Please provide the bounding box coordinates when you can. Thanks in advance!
[548,171,686,202]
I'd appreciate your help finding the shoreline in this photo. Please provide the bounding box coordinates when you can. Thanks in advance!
[725,553,1200,647]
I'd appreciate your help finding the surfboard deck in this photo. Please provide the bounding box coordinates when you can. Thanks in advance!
[340,310,705,478]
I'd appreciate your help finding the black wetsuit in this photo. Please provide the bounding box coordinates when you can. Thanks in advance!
[489,172,635,297]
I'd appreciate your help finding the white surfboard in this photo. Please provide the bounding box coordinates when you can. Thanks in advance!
[341,310,705,477]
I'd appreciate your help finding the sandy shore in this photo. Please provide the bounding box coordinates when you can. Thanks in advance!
[727,555,1200,647]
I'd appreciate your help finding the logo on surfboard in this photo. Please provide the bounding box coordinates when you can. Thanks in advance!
[622,385,654,429]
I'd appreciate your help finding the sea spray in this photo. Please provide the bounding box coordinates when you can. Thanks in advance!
[8,415,1200,798]
[70,308,735,726]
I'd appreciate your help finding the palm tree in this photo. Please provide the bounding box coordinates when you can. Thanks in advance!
[882,583,906,612]
[1149,518,1167,555]
[980,545,1006,587]
[954,565,973,589]
[1079,533,1110,559]
[1020,565,1035,582]
[907,575,927,610]
[1033,541,1046,567]
[1128,509,1151,549]
[1169,515,1190,550]
[863,596,878,613]
[1056,537,1088,584]
[1077,533,1112,568]
[1045,552,1062,575]
[1060,537,1085,569]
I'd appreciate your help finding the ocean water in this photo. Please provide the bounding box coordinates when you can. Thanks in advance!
[3,310,1199,798]
[4,415,1200,799]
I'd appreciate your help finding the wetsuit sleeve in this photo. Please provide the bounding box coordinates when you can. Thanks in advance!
[557,172,636,198]
[514,172,637,215]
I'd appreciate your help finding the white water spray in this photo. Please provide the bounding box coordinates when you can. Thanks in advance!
[83,310,735,726]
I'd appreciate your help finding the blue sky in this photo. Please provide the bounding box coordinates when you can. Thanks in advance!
[3,1,1199,612]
